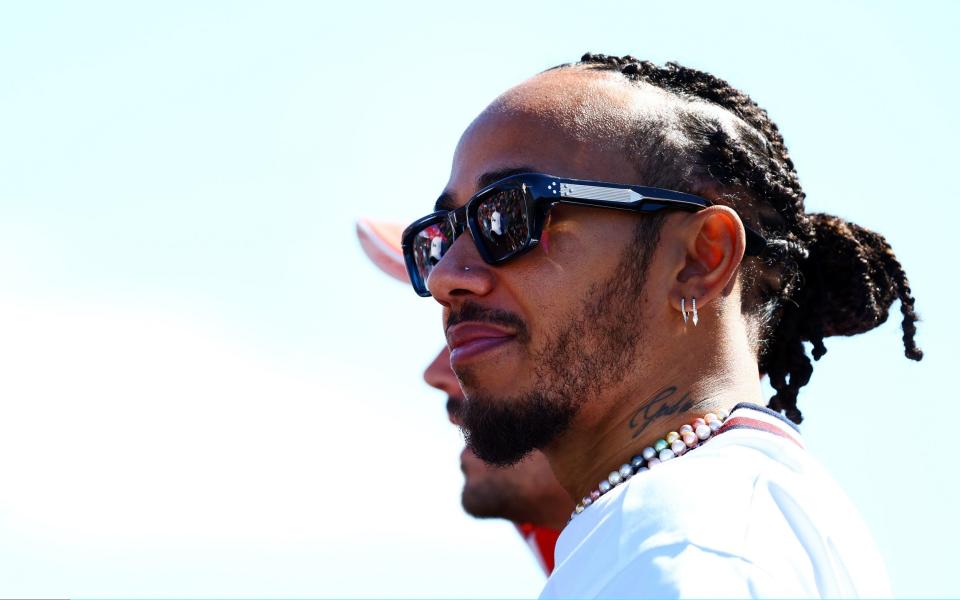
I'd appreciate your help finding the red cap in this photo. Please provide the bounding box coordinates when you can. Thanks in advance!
[356,218,408,283]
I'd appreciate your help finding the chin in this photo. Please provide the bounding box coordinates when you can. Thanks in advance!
[459,379,520,408]
[461,384,576,467]
[460,481,511,520]
[454,353,528,399]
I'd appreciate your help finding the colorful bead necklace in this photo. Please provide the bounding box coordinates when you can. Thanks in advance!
[570,409,730,520]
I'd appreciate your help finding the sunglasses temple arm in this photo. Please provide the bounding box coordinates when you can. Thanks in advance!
[629,193,767,257]
[744,228,767,256]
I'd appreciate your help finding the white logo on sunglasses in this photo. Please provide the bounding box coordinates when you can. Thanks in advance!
[560,182,641,204]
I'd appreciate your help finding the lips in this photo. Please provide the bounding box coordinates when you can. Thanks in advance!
[460,446,489,475]
[446,322,516,364]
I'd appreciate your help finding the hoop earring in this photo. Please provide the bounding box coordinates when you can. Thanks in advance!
[692,297,699,327]
[680,297,688,325]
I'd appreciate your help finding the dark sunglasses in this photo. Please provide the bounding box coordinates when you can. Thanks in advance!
[401,172,766,297]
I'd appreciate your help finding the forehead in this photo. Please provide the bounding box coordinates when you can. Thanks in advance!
[440,68,678,209]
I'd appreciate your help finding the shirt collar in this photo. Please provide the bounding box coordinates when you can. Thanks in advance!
[717,402,804,449]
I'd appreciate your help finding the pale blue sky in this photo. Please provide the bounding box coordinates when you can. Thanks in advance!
[0,1,957,597]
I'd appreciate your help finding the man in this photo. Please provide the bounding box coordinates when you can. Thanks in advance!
[356,218,573,574]
[399,54,922,597]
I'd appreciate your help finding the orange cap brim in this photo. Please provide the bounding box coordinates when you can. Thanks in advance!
[356,218,408,284]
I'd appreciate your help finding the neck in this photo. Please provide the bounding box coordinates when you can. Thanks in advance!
[543,333,763,503]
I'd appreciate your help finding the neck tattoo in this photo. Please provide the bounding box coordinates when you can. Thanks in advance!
[570,409,729,520]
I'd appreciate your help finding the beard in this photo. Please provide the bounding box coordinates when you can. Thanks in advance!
[457,220,661,466]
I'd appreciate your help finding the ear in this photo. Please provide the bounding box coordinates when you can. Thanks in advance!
[670,206,747,313]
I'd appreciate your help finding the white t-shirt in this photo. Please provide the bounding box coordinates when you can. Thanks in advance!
[540,403,890,599]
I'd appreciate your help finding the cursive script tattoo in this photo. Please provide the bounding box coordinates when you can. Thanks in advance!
[628,386,695,439]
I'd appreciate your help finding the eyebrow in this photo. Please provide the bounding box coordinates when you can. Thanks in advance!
[433,166,536,211]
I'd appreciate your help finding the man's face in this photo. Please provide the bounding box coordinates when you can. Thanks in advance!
[426,69,674,465]
[422,346,572,526]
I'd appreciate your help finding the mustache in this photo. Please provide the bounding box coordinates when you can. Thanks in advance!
[446,396,462,419]
[445,301,530,343]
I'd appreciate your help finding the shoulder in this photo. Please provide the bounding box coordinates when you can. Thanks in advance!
[546,426,890,598]
[616,432,803,557]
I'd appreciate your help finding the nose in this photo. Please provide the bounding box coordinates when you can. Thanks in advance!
[426,233,495,306]
[423,346,458,395]
[422,346,465,425]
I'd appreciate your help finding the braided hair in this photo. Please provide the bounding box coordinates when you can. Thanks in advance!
[564,53,922,423]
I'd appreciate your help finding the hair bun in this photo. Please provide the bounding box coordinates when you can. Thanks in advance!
[798,212,922,358]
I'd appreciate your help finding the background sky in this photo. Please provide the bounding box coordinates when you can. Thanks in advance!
[0,1,957,597]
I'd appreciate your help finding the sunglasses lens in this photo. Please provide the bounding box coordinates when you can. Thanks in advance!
[410,219,455,290]
[476,187,530,260]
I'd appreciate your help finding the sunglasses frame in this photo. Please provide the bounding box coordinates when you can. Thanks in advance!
[401,172,767,297]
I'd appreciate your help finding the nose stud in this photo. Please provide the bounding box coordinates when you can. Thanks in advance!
[464,266,470,272]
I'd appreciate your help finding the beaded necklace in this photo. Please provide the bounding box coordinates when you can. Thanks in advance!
[570,409,730,519]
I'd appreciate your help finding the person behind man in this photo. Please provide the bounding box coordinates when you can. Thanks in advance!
[356,219,573,574]
[399,54,922,597]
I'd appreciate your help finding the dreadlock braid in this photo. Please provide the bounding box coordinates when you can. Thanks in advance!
[565,52,922,423]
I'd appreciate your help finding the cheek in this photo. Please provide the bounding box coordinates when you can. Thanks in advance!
[506,214,636,337]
